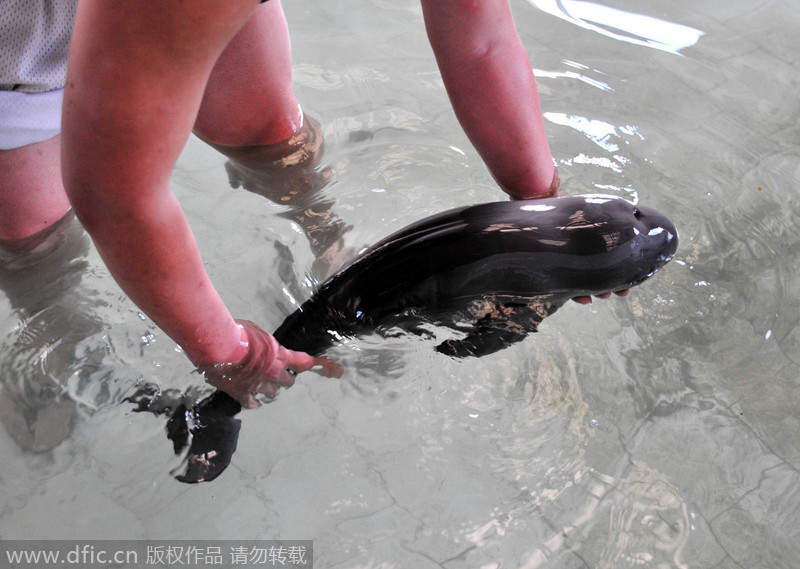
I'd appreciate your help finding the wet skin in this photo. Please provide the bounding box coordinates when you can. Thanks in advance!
[134,194,678,482]
[274,194,678,357]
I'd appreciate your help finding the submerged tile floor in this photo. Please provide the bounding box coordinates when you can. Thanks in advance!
[1,1,799,567]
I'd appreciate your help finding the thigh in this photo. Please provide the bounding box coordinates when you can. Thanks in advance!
[62,0,260,203]
[0,136,70,242]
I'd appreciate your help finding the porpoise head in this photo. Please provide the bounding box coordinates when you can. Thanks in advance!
[498,194,679,295]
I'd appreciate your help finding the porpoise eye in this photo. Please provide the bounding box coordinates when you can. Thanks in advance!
[633,208,642,219]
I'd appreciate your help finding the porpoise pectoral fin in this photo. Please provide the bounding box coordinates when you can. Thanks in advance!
[435,300,558,358]
[436,325,532,358]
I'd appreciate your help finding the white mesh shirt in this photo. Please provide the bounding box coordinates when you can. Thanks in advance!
[0,0,77,92]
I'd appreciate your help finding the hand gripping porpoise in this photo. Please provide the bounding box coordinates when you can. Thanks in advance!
[135,194,678,482]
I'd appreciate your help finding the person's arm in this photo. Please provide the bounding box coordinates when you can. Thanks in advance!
[421,0,558,199]
[422,1,629,303]
[61,0,336,403]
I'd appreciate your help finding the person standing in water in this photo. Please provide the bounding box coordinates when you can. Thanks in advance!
[4,0,563,408]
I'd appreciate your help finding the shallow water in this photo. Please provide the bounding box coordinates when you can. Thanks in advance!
[2,0,800,567]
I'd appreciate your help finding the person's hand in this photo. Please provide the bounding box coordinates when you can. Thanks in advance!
[197,320,342,408]
[509,169,562,201]
[572,289,630,305]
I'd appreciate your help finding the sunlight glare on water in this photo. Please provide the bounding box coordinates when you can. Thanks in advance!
[527,0,705,55]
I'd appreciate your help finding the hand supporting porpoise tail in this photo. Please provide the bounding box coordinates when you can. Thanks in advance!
[141,194,677,483]
[198,320,342,409]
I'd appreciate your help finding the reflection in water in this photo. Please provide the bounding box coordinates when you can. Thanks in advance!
[526,0,704,55]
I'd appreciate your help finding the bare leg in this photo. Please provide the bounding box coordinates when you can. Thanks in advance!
[194,0,301,152]
[0,136,72,252]
[0,135,95,451]
[196,1,349,277]
[195,0,328,179]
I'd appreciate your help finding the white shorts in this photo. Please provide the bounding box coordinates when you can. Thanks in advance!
[0,88,63,149]
[0,0,75,149]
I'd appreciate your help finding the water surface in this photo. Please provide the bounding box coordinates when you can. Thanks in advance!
[1,0,799,567]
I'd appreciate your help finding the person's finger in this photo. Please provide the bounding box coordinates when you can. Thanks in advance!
[258,380,281,398]
[240,391,261,410]
[282,348,321,373]
[282,349,343,379]
[574,288,632,304]
[201,320,347,407]
[312,357,344,378]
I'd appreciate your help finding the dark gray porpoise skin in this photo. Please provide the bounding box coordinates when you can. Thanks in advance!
[154,194,678,482]
[274,194,678,358]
